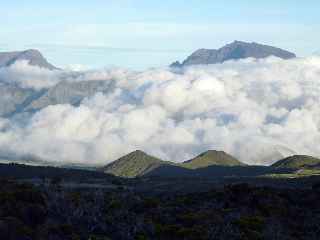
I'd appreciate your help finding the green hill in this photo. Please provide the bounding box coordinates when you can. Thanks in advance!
[103,150,170,178]
[103,150,245,178]
[271,155,320,169]
[181,150,245,169]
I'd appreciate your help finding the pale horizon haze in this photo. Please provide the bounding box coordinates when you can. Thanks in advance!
[1,0,319,69]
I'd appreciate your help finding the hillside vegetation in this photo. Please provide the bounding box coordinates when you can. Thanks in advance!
[103,150,171,178]
[1,180,320,240]
[181,150,245,169]
[103,151,320,179]
[272,155,320,169]
[103,150,246,178]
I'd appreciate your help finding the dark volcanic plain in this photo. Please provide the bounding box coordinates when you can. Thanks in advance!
[0,156,320,240]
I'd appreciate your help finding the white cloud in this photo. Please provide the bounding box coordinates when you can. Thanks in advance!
[0,60,61,89]
[1,56,320,165]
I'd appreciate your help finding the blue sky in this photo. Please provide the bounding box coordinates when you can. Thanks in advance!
[1,0,319,69]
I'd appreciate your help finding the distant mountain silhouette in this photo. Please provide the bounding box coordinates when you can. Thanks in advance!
[171,41,296,67]
[24,80,115,112]
[0,79,115,118]
[0,49,58,70]
[272,155,320,169]
[0,84,37,117]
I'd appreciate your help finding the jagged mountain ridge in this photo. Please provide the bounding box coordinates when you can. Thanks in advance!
[0,49,119,117]
[0,45,296,118]
[24,80,115,112]
[0,80,115,117]
[171,41,296,67]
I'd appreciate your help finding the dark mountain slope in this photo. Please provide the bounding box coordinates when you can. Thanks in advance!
[0,162,117,181]
[145,164,291,179]
[272,155,320,169]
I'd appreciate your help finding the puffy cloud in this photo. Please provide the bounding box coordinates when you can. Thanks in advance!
[0,60,61,89]
[1,56,320,165]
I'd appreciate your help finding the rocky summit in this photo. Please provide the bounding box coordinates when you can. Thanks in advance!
[171,41,296,67]
[0,49,58,70]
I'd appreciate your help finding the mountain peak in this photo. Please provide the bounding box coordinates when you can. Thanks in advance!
[0,49,58,70]
[131,149,147,155]
[272,155,320,169]
[103,150,246,177]
[124,150,157,160]
[231,40,249,45]
[22,49,42,54]
[194,149,232,157]
[182,150,245,169]
[103,150,167,178]
[171,41,296,67]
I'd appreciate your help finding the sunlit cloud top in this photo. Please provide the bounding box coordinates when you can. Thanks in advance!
[1,57,320,165]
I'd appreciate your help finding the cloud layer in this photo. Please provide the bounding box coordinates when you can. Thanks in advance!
[1,56,320,165]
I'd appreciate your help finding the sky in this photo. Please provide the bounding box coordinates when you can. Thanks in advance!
[1,0,319,69]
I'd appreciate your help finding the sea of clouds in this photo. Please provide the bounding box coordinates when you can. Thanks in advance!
[1,56,320,165]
